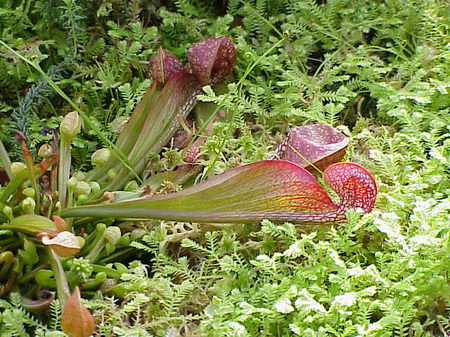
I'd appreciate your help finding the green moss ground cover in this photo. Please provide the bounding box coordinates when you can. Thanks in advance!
[0,0,449,336]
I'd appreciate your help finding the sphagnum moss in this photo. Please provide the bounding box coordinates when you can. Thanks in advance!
[0,1,449,336]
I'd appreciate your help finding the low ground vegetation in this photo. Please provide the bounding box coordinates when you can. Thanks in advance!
[0,0,449,336]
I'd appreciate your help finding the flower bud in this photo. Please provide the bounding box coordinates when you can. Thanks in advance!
[11,162,26,176]
[89,182,101,197]
[2,205,12,220]
[96,223,107,234]
[91,148,110,167]
[131,228,147,241]
[60,111,81,142]
[75,181,91,197]
[110,116,129,134]
[103,192,114,202]
[22,187,36,198]
[77,236,85,249]
[82,272,107,290]
[67,176,78,191]
[104,226,121,245]
[77,194,89,205]
[22,197,36,214]
[124,180,139,192]
[38,144,53,158]
[118,233,130,246]
[100,278,116,294]
[73,171,86,181]
[34,269,56,288]
[106,169,117,181]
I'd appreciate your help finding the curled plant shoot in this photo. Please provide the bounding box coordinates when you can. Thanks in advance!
[58,111,81,209]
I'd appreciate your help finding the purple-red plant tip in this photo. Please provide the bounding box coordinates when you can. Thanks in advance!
[324,162,377,214]
[61,287,95,337]
[187,36,236,85]
[277,124,349,171]
[149,48,185,86]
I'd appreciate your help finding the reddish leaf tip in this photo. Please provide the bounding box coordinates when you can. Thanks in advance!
[149,48,185,85]
[187,35,236,85]
[324,162,377,214]
[61,287,95,337]
[276,124,349,171]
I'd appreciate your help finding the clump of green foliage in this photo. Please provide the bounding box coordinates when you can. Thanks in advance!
[1,0,449,336]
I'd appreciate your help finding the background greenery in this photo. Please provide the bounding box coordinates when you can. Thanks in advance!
[0,0,449,336]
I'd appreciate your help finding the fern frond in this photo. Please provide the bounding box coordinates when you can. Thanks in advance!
[227,0,241,14]
[59,0,86,58]
[162,280,195,317]
[49,299,62,331]
[181,238,210,255]
[8,64,65,157]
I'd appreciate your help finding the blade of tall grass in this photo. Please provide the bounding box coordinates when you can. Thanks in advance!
[0,140,12,180]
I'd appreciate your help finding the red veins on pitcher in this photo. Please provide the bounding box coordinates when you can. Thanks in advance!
[62,160,377,225]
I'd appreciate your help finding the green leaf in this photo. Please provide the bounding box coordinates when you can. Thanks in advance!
[0,155,58,204]
[2,215,57,234]
[61,160,377,225]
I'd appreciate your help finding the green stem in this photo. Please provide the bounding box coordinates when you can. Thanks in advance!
[239,0,283,38]
[47,247,70,305]
[0,140,12,180]
[0,155,57,204]
[84,237,105,263]
[98,247,133,264]
[92,264,123,279]
[58,139,71,208]
[18,263,50,284]
[17,135,40,211]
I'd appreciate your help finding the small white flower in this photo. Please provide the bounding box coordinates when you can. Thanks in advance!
[289,324,301,335]
[347,266,364,276]
[274,298,294,313]
[228,322,246,335]
[295,289,327,313]
[333,292,356,307]
[356,322,382,336]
